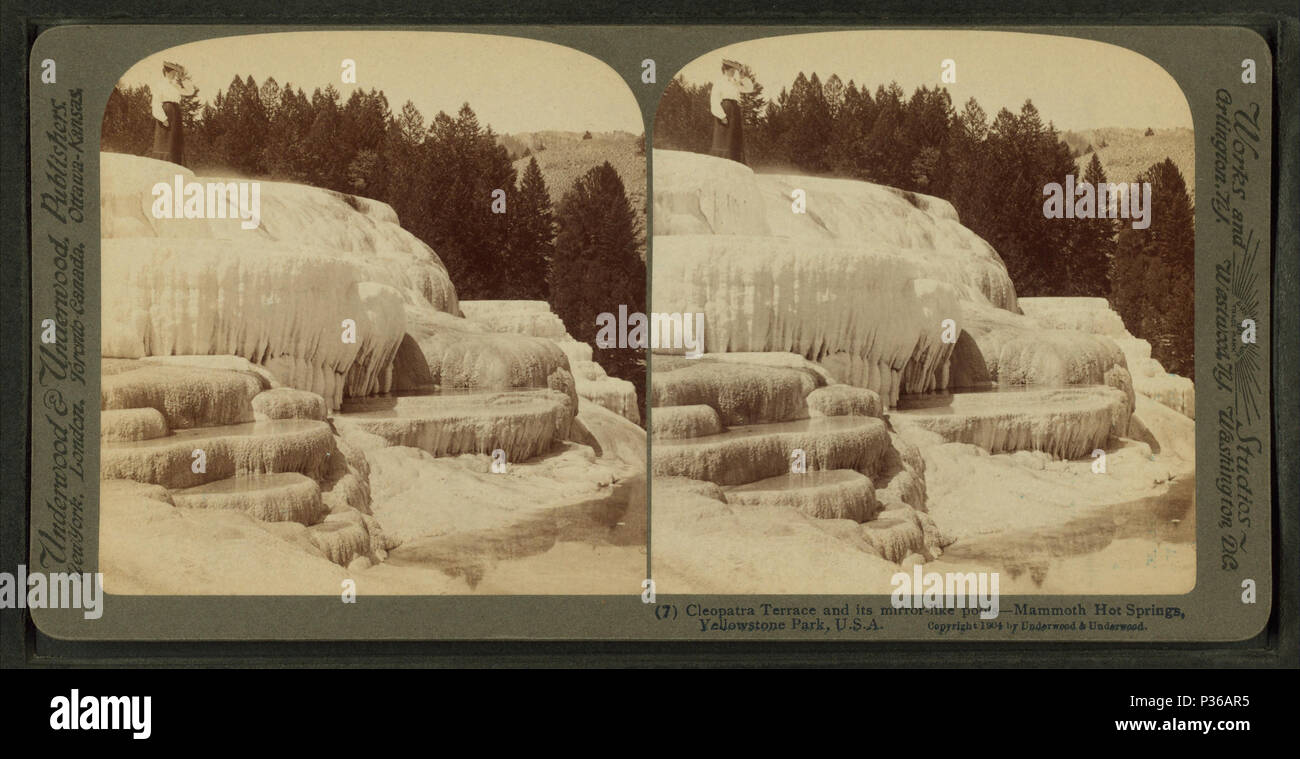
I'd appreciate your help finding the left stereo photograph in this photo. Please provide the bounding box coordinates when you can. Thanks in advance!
[91,31,648,596]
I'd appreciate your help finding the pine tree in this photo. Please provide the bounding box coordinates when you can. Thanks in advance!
[1069,153,1117,297]
[304,85,345,190]
[822,74,845,119]
[102,84,155,155]
[947,97,990,227]
[825,81,871,178]
[419,103,517,299]
[338,89,391,197]
[737,63,766,130]
[259,77,281,119]
[1034,124,1082,294]
[550,162,646,416]
[265,84,314,182]
[788,73,831,173]
[652,75,711,154]
[902,86,954,193]
[1111,158,1195,378]
[397,100,426,144]
[965,100,1081,296]
[865,83,906,185]
[503,156,556,299]
[226,75,270,176]
[753,87,792,166]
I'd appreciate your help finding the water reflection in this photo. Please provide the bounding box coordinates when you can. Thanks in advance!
[940,476,1195,587]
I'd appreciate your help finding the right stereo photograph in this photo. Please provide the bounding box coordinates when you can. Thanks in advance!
[648,30,1197,595]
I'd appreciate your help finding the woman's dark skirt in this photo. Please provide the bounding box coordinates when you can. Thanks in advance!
[150,101,184,166]
[710,98,745,165]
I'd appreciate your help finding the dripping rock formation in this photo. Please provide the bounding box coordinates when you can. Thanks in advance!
[98,153,644,595]
[649,150,1194,594]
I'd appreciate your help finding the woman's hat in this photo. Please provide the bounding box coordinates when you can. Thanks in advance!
[721,58,745,72]
[162,60,187,77]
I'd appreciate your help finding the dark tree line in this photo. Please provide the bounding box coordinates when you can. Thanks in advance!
[551,164,647,409]
[1111,159,1195,378]
[654,73,1194,379]
[104,76,646,410]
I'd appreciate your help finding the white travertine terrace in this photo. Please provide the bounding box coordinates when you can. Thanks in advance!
[460,299,641,423]
[97,153,644,591]
[648,150,1195,594]
[1019,297,1195,418]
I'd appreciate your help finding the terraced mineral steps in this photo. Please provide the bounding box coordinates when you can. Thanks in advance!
[652,358,815,426]
[332,390,572,463]
[1018,296,1195,419]
[101,419,335,489]
[457,300,642,424]
[652,415,891,487]
[650,404,723,440]
[102,154,459,412]
[806,385,884,417]
[101,362,264,429]
[458,300,570,339]
[725,470,880,522]
[252,388,329,421]
[307,517,372,566]
[101,408,169,442]
[861,508,936,563]
[652,148,1008,406]
[890,386,1129,459]
[170,472,325,524]
[415,325,573,399]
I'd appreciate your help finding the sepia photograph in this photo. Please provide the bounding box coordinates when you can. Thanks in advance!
[649,30,1198,595]
[95,31,647,595]
[8,0,1294,693]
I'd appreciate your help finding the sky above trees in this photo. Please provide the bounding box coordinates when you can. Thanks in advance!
[117,31,644,135]
[676,30,1194,133]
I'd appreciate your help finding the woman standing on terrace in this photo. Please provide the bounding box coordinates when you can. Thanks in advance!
[150,61,199,166]
[709,59,756,165]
